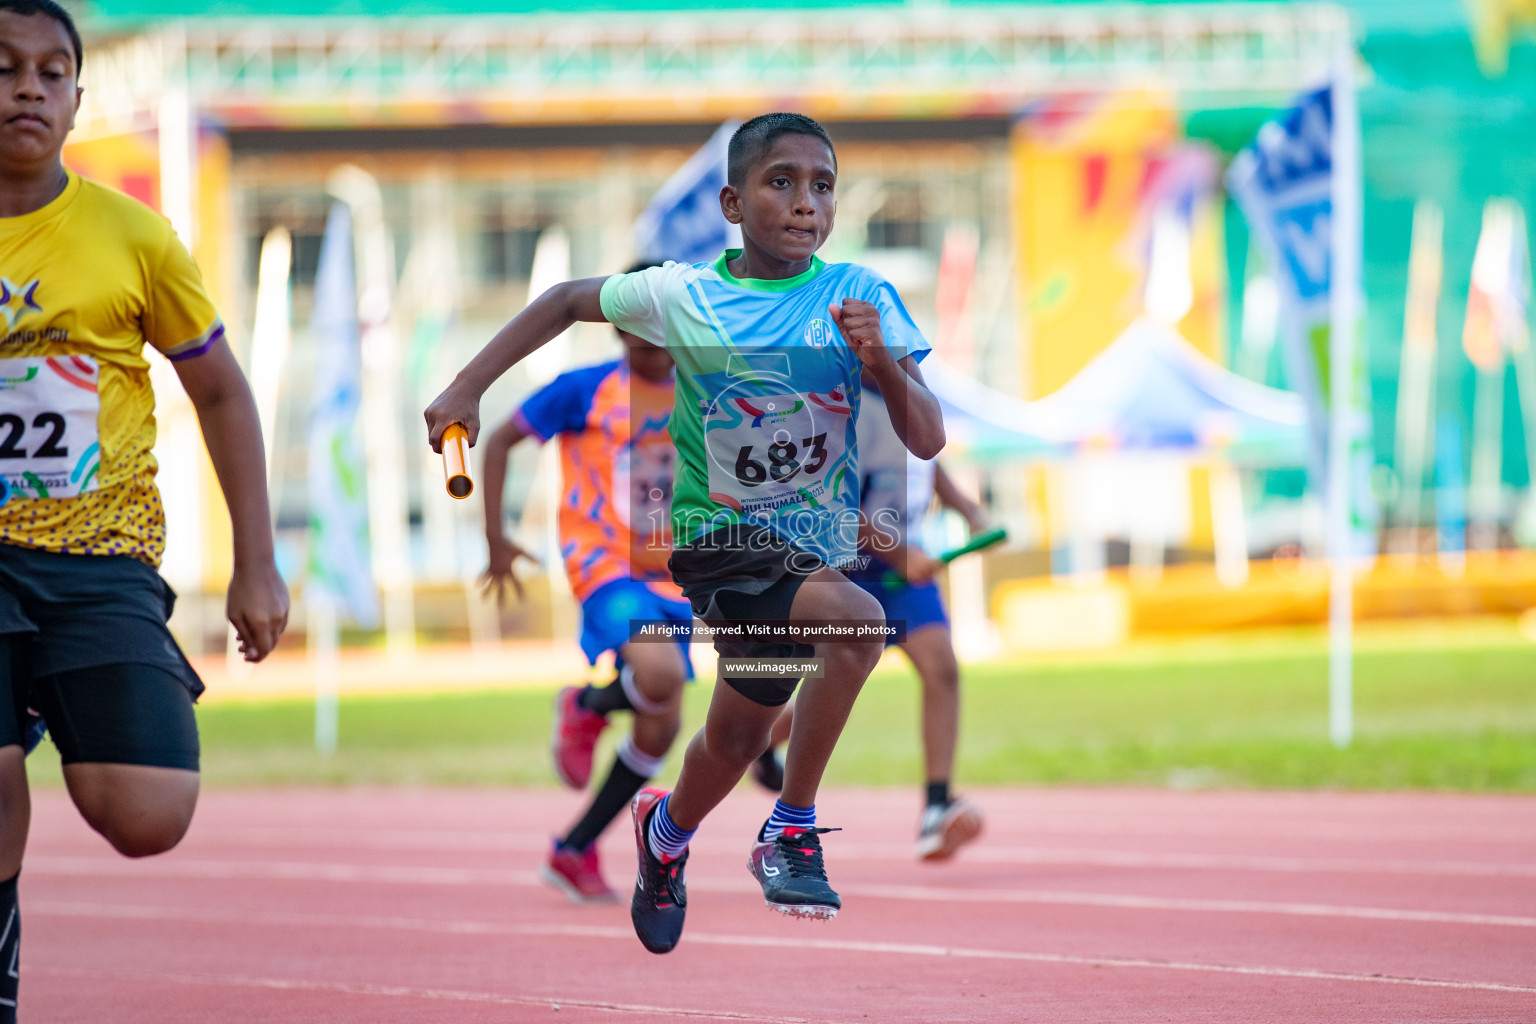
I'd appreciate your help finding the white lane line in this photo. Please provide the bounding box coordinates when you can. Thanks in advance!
[34,964,849,1023]
[140,826,1536,879]
[31,902,1536,998]
[919,848,1536,879]
[28,856,1536,929]
[30,854,538,887]
[838,883,1536,929]
[921,816,1536,846]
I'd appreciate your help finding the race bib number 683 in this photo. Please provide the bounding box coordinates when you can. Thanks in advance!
[703,387,852,518]
[0,356,102,501]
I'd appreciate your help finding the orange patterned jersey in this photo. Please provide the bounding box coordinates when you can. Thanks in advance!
[512,359,680,603]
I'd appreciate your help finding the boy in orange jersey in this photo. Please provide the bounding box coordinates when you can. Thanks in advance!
[479,283,695,902]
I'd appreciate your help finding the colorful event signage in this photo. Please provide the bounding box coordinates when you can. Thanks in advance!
[1011,91,1180,398]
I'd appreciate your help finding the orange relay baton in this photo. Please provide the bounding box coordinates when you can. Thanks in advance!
[442,423,474,499]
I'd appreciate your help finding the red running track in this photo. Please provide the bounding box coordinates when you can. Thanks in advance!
[20,786,1536,1022]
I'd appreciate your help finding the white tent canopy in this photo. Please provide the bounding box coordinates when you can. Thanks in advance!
[921,357,1064,462]
[1028,317,1309,465]
[921,320,1308,466]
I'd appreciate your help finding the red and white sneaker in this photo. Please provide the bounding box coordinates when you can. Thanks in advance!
[541,840,618,904]
[550,686,608,789]
[916,798,985,862]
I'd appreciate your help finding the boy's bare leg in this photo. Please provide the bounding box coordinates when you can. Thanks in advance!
[778,570,884,808]
[666,567,883,827]
[901,624,960,785]
[0,746,26,1018]
[768,703,794,747]
[0,747,29,880]
[620,640,688,759]
[549,638,687,884]
[903,623,983,861]
[665,682,782,829]
[63,764,199,858]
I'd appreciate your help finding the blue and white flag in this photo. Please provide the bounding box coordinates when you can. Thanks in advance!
[633,121,742,265]
[1228,78,1374,548]
[1225,86,1333,448]
[1225,85,1368,488]
[1227,88,1335,312]
[307,201,380,628]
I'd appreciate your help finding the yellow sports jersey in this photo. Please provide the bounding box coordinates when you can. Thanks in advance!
[0,172,224,566]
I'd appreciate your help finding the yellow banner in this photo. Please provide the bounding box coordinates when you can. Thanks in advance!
[1011,92,1178,398]
[63,132,160,208]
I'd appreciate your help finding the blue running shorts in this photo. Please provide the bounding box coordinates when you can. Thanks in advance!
[845,557,949,646]
[578,578,695,678]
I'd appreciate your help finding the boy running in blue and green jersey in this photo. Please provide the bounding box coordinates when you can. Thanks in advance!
[426,113,945,955]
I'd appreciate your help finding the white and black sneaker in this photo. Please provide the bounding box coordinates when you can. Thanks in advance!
[916,798,984,862]
[748,825,842,919]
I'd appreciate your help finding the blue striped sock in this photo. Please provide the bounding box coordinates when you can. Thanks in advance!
[762,799,816,841]
[646,795,695,862]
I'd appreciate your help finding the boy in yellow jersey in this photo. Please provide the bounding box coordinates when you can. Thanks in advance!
[0,3,289,1017]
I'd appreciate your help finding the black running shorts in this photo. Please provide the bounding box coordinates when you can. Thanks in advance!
[0,544,202,770]
[668,523,824,707]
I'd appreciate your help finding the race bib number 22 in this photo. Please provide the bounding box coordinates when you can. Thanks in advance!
[0,356,102,501]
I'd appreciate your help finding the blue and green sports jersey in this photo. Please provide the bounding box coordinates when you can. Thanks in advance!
[600,249,930,567]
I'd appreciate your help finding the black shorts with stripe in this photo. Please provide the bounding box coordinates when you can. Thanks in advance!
[0,543,200,770]
[668,522,824,707]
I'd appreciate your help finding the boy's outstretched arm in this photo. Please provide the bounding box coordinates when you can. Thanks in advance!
[424,277,608,452]
[830,298,945,459]
[932,460,989,535]
[479,417,540,607]
[174,339,291,662]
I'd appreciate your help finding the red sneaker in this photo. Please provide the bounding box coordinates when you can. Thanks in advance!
[550,686,608,789]
[541,841,617,904]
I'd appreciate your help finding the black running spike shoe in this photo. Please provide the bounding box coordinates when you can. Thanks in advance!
[630,788,688,954]
[748,825,842,919]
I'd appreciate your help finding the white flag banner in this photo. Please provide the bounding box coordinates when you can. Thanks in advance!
[307,201,380,629]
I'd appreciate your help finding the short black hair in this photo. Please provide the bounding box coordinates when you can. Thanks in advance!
[0,0,82,74]
[727,113,835,188]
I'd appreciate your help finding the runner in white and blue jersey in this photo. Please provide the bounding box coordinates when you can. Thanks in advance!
[849,382,989,862]
[425,113,947,954]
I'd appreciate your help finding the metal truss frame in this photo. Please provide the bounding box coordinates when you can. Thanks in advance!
[78,3,1351,135]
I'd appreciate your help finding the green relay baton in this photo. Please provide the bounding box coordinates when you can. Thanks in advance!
[881,526,1008,587]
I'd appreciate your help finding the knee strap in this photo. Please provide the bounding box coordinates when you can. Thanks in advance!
[616,734,665,778]
[618,663,672,717]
